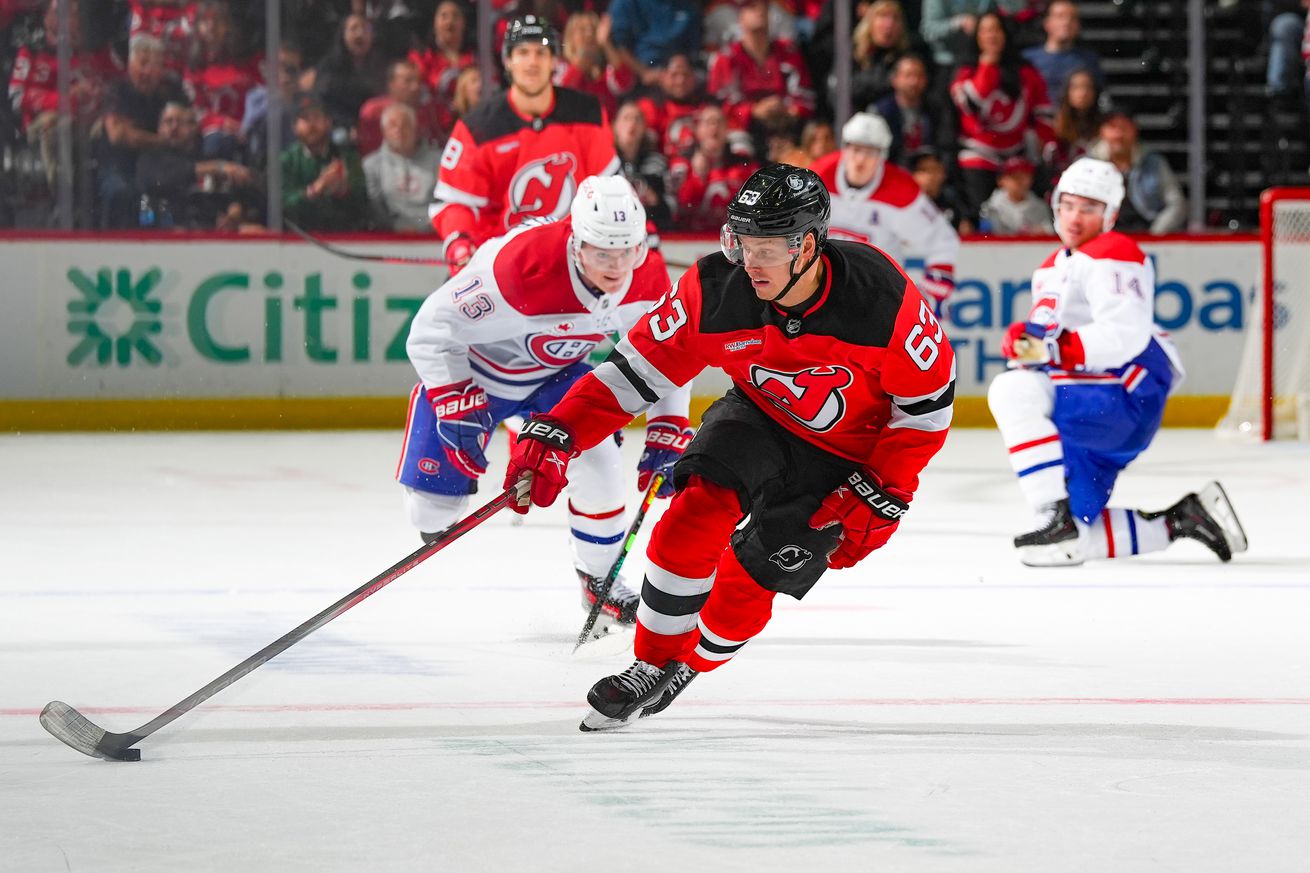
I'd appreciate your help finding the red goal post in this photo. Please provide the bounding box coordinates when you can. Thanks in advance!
[1219,187,1310,441]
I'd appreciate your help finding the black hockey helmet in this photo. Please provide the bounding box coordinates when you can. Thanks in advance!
[501,14,560,62]
[723,164,830,249]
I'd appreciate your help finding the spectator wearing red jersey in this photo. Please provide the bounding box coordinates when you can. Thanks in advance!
[949,10,1053,222]
[357,58,449,156]
[635,53,708,160]
[556,11,634,119]
[8,0,121,192]
[183,0,262,160]
[408,0,474,103]
[668,103,759,232]
[707,0,814,152]
[128,0,197,74]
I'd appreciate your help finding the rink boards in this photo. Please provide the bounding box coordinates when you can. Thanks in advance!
[0,232,1258,430]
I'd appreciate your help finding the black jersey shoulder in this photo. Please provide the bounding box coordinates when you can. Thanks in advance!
[461,87,605,144]
[692,241,911,348]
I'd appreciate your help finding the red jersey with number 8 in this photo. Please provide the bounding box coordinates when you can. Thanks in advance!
[552,240,956,495]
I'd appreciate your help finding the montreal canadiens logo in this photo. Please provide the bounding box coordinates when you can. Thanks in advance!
[769,544,813,572]
[507,153,579,227]
[527,332,607,367]
[1028,295,1059,331]
[750,364,854,432]
[418,457,441,474]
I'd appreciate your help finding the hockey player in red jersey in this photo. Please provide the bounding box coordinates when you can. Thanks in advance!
[504,165,957,730]
[989,157,1247,567]
[810,112,960,307]
[400,176,691,628]
[429,15,619,275]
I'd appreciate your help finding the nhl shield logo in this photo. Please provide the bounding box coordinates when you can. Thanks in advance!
[769,544,814,572]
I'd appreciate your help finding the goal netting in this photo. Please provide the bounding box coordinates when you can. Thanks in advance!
[1218,188,1310,441]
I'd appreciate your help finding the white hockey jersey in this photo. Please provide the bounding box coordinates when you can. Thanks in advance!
[809,153,960,276]
[1026,231,1183,385]
[407,219,692,417]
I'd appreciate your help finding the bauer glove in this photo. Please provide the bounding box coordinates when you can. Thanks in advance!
[429,379,494,478]
[809,469,911,569]
[636,416,692,498]
[504,415,578,514]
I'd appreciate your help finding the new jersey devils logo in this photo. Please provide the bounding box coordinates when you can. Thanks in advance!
[507,153,579,227]
[526,332,606,367]
[769,544,814,572]
[750,365,854,432]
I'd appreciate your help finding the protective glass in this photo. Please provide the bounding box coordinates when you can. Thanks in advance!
[720,225,801,268]
[577,241,644,273]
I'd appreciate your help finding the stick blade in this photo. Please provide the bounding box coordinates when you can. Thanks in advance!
[39,701,141,761]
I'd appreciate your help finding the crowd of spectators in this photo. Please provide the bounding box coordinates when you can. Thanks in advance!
[8,0,1276,236]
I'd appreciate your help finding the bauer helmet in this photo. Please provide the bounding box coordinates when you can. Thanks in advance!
[571,175,648,276]
[841,111,893,151]
[1052,157,1124,231]
[722,164,830,261]
[502,14,559,62]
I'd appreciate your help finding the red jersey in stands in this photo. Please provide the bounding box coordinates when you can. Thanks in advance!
[408,46,475,101]
[129,1,197,71]
[551,240,957,494]
[636,93,706,159]
[949,62,1054,171]
[668,154,759,232]
[8,42,121,131]
[707,39,814,130]
[429,86,619,247]
[184,55,262,137]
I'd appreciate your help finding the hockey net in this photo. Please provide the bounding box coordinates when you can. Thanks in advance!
[1218,188,1310,441]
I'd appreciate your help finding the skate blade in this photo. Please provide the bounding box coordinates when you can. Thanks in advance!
[1018,540,1084,567]
[579,707,640,732]
[1200,481,1248,556]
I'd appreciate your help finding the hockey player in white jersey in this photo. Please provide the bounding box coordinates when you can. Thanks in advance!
[398,175,693,624]
[809,112,960,306]
[988,157,1247,566]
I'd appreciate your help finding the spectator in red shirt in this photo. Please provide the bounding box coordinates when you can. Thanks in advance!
[635,53,708,159]
[668,103,759,231]
[949,10,1053,222]
[183,0,262,160]
[707,0,814,153]
[8,0,121,192]
[556,11,634,119]
[128,0,197,74]
[356,58,449,157]
[408,0,474,104]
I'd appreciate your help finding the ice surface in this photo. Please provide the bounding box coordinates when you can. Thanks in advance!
[1,428,1307,872]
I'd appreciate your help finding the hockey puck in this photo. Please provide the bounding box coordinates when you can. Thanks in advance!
[115,748,142,762]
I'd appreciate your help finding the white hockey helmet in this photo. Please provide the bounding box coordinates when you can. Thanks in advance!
[841,111,893,151]
[1052,157,1125,231]
[570,175,647,250]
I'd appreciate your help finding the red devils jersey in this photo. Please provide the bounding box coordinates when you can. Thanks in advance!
[552,241,956,495]
[949,62,1053,171]
[407,47,475,100]
[129,1,197,71]
[430,87,620,246]
[635,93,707,159]
[668,155,760,232]
[8,42,121,131]
[184,55,262,135]
[707,38,815,130]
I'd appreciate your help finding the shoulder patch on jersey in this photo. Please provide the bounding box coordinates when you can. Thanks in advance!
[490,221,580,315]
[875,163,922,208]
[1079,231,1147,265]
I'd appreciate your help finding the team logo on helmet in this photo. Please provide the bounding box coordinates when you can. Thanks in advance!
[508,153,579,227]
[526,332,606,367]
[769,544,814,572]
[750,364,854,431]
[786,174,804,190]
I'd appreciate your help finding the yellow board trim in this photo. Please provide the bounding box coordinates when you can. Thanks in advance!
[2,395,1234,432]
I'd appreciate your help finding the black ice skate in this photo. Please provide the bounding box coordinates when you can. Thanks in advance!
[579,660,696,732]
[1014,498,1083,566]
[1143,481,1249,562]
[578,569,639,628]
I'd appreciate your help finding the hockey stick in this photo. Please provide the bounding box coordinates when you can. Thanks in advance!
[572,473,664,652]
[284,217,446,267]
[39,480,526,762]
